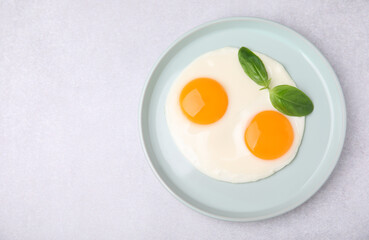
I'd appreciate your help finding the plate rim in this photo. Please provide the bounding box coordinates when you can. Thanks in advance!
[139,17,347,221]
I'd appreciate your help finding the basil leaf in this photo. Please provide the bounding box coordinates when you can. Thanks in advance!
[238,47,269,88]
[269,85,314,116]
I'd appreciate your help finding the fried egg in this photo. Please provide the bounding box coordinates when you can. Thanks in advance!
[165,47,305,183]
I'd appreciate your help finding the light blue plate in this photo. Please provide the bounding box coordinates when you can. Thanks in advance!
[139,17,346,221]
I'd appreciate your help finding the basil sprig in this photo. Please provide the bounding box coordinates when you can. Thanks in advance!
[238,47,314,117]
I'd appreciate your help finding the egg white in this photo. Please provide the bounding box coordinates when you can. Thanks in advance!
[165,47,305,183]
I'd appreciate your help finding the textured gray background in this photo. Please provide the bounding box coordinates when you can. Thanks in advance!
[0,0,368,239]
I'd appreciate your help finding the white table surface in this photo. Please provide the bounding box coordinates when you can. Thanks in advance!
[0,0,368,239]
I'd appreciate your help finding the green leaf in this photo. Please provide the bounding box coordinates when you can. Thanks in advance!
[238,47,269,88]
[269,85,314,116]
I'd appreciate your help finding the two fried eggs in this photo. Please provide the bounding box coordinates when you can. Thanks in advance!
[166,47,305,183]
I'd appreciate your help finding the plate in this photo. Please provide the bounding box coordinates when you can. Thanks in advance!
[139,17,346,221]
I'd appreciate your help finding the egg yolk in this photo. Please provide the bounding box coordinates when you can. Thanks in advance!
[179,78,228,124]
[245,111,294,160]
